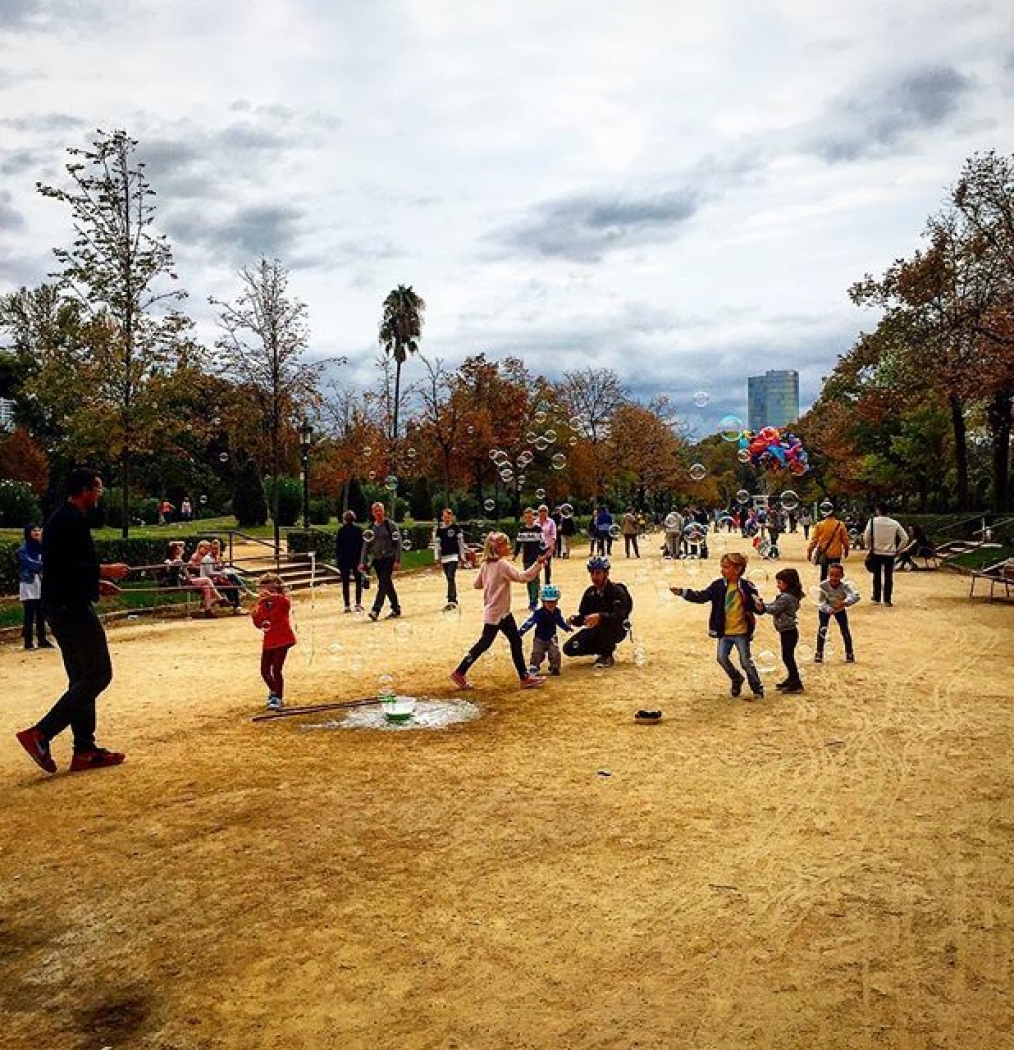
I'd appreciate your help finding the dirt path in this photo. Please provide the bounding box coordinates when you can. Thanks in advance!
[1,532,1012,1049]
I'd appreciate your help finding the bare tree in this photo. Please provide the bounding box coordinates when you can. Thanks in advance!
[211,258,335,552]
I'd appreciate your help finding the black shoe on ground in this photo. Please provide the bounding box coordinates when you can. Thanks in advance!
[23,643,35,650]
[846,653,855,663]
[386,609,402,619]
[368,610,379,622]
[774,679,789,690]
[549,667,560,676]
[730,678,744,697]
[781,681,804,694]
[38,640,55,649]
[814,653,823,663]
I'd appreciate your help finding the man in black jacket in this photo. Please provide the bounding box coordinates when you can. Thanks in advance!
[16,467,130,775]
[563,556,630,669]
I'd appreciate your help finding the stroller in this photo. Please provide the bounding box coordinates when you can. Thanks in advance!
[753,533,779,560]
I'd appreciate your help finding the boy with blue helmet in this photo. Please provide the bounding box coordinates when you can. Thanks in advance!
[519,582,572,676]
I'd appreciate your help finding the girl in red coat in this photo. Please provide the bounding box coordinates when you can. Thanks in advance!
[251,573,297,710]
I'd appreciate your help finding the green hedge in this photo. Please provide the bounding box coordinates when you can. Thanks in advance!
[0,534,240,595]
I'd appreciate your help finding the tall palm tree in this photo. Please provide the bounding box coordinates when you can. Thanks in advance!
[378,285,426,448]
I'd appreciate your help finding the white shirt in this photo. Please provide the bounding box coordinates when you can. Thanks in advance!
[864,515,909,556]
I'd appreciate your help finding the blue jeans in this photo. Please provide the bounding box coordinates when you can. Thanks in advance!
[716,634,762,693]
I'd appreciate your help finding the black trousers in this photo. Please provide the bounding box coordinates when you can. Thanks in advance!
[869,553,895,603]
[339,566,363,608]
[37,602,112,752]
[22,598,48,646]
[780,627,800,684]
[442,561,459,604]
[623,534,639,558]
[371,557,400,615]
[457,614,528,680]
[563,625,625,660]
[817,610,854,657]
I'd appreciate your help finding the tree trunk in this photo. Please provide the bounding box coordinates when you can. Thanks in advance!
[949,394,970,511]
[987,389,1012,512]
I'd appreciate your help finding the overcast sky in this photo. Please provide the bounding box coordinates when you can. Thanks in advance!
[2,0,1013,435]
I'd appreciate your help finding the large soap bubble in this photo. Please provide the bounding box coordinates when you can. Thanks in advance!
[719,414,744,442]
[688,463,707,482]
[551,453,567,470]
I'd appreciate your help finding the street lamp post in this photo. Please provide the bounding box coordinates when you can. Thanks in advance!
[299,419,313,530]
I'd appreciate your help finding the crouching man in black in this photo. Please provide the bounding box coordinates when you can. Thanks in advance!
[563,555,631,670]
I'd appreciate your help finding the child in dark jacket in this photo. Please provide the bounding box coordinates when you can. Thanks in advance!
[671,551,764,699]
[755,567,805,693]
[519,584,572,676]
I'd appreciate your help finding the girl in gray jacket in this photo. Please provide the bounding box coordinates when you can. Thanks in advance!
[755,567,805,693]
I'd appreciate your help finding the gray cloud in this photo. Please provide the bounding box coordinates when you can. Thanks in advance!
[0,0,106,31]
[0,191,26,231]
[0,148,41,175]
[164,202,305,261]
[496,189,702,262]
[0,112,86,133]
[806,64,975,162]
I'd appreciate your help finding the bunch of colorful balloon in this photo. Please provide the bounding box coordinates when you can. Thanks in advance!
[737,427,810,476]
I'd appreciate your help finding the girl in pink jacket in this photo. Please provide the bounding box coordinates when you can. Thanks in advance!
[450,531,549,690]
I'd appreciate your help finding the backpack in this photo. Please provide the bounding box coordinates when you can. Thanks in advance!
[613,581,634,620]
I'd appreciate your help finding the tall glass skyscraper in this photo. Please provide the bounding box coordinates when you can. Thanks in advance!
[747,370,799,431]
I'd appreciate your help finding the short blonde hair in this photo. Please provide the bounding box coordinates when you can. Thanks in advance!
[258,572,287,593]
[721,552,747,574]
[483,531,507,560]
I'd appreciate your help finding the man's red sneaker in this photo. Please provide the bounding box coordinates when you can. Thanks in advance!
[69,747,125,772]
[520,675,545,689]
[449,670,473,690]
[16,727,56,774]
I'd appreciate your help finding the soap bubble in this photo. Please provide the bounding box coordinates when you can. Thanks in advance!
[755,649,778,674]
[535,437,549,451]
[484,499,495,513]
[692,390,710,408]
[406,446,417,459]
[525,431,538,445]
[535,488,546,499]
[633,645,647,667]
[559,503,574,518]
[218,452,229,462]
[212,417,221,426]
[609,524,621,540]
[368,470,376,480]
[534,410,547,424]
[362,529,375,542]
[780,490,799,511]
[377,674,394,692]
[736,489,751,504]
[363,446,372,456]
[797,642,814,663]
[544,429,557,443]
[199,495,207,504]
[467,425,475,434]
[819,499,834,517]
[737,449,751,464]
[401,537,413,551]
[384,475,399,492]
[719,414,744,441]
[551,453,567,470]
[489,448,501,460]
[569,436,578,446]
[688,463,707,482]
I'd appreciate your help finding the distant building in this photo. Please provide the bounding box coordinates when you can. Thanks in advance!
[0,398,13,431]
[747,370,799,431]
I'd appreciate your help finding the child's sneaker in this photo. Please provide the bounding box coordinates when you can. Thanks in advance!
[730,677,744,697]
[266,694,283,710]
[845,653,855,662]
[814,653,824,663]
[520,675,545,689]
[751,688,765,701]
[450,670,473,690]
[549,667,561,676]
[69,747,125,772]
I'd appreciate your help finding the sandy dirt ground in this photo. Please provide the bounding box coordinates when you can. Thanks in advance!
[1,530,1012,1050]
